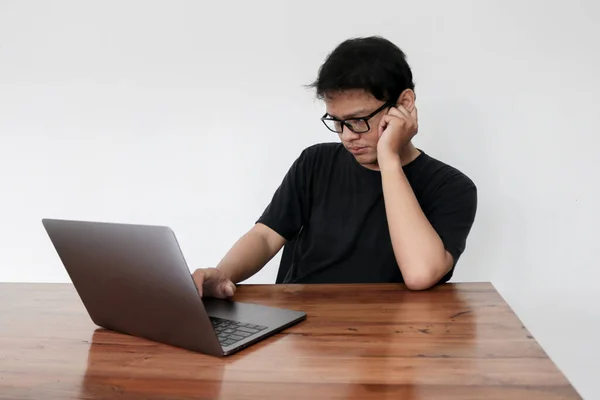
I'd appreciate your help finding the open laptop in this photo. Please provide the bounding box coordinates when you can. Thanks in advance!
[41,218,306,356]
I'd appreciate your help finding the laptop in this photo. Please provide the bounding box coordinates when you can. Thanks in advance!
[41,218,306,356]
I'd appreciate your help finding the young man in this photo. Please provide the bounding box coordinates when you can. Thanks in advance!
[193,36,477,297]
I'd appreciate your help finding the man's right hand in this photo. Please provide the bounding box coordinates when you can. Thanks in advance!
[192,268,236,299]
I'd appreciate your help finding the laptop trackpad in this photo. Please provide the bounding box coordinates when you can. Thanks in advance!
[202,298,302,328]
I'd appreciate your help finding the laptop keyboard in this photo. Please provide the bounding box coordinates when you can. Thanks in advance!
[210,316,268,347]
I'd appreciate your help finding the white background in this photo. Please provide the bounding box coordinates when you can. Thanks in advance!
[1,0,599,397]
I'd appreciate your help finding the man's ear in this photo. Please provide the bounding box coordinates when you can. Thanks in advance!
[396,89,416,112]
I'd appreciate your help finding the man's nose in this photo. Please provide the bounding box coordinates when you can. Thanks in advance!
[340,125,360,141]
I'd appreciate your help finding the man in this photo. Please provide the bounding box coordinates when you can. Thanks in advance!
[193,36,477,297]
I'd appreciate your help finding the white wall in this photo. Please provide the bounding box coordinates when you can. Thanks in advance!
[1,0,599,397]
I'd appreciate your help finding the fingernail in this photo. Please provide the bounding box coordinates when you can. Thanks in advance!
[226,283,235,297]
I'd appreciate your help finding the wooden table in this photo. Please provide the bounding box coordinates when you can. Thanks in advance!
[0,282,580,399]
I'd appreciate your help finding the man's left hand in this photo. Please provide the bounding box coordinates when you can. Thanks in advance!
[377,105,418,165]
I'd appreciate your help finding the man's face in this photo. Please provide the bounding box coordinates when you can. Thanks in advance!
[324,90,389,170]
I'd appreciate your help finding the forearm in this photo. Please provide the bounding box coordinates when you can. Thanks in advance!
[380,159,451,290]
[216,228,281,284]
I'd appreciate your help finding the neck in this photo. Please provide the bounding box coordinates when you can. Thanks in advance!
[399,143,421,166]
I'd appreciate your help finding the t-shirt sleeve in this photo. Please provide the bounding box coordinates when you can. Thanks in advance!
[427,173,478,269]
[256,149,312,241]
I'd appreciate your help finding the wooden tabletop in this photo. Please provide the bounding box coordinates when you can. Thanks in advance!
[0,282,580,400]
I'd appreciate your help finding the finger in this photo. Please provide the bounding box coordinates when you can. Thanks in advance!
[411,106,418,122]
[396,106,418,132]
[213,280,235,299]
[222,281,236,297]
[386,107,415,128]
[378,114,394,137]
[386,106,405,119]
[192,270,205,297]
[395,105,412,120]
[397,105,418,125]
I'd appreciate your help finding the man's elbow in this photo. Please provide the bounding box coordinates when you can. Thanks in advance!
[400,251,454,291]
[402,263,449,291]
[404,273,438,291]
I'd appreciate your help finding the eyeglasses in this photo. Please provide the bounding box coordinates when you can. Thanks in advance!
[320,101,394,134]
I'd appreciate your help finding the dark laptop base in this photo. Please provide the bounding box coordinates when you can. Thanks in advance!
[205,299,306,355]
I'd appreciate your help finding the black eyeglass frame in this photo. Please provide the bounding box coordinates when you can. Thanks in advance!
[320,101,395,134]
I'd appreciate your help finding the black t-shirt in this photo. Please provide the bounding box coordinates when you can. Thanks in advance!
[257,142,477,285]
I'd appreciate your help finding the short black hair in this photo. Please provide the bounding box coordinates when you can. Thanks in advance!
[309,36,415,102]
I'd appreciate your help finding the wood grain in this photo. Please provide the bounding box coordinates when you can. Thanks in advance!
[0,282,581,399]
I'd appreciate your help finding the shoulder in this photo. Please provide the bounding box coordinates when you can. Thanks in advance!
[281,143,346,182]
[293,142,346,169]
[408,150,477,199]
[299,142,345,159]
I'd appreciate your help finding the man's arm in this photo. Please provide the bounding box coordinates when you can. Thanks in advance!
[216,223,287,284]
[227,145,311,281]
[376,100,475,290]
[194,147,311,298]
[380,160,453,290]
